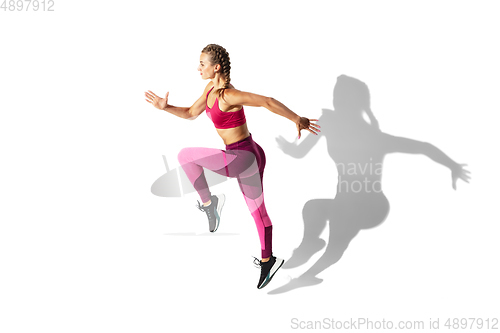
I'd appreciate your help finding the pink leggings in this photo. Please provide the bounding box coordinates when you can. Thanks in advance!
[177,134,273,258]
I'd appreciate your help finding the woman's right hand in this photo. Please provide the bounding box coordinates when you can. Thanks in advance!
[145,90,169,110]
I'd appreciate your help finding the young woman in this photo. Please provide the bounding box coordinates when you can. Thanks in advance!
[145,44,320,289]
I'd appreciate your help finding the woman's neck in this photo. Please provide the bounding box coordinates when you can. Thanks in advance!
[211,75,226,90]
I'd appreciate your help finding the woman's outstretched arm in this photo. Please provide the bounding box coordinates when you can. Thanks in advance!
[145,82,212,120]
[222,89,320,138]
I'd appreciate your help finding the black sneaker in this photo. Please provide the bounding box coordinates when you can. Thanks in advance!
[253,256,285,289]
[196,194,225,232]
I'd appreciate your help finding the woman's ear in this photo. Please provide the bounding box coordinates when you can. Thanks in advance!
[215,64,221,72]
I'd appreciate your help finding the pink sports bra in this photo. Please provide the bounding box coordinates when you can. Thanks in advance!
[205,86,246,129]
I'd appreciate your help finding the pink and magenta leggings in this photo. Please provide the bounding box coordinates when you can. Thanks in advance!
[177,134,273,258]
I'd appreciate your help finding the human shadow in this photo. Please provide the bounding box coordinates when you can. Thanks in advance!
[268,75,470,294]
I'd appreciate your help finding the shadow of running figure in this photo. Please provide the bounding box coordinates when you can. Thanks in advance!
[268,75,470,294]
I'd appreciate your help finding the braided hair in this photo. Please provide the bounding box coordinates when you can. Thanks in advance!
[202,44,231,98]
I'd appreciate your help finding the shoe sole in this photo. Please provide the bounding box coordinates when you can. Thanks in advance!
[258,258,285,289]
[212,194,225,232]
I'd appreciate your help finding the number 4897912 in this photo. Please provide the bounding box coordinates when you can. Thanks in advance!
[1,0,55,11]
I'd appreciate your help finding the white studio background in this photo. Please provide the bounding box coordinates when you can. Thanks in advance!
[1,1,498,332]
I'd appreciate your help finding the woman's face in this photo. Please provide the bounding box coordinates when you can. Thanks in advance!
[198,53,218,80]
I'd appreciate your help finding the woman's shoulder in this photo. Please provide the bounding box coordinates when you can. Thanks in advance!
[216,82,244,96]
[203,82,215,94]
[221,83,239,93]
[220,85,242,96]
[217,86,244,109]
[218,86,241,103]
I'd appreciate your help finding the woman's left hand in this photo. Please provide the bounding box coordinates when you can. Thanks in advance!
[296,117,320,139]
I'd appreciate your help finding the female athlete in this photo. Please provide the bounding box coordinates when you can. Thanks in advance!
[145,44,320,289]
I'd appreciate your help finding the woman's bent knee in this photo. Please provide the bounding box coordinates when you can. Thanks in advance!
[177,147,192,164]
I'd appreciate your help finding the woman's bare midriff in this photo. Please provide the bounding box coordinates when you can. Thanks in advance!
[216,122,250,145]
